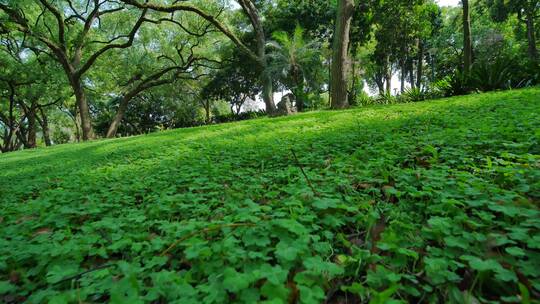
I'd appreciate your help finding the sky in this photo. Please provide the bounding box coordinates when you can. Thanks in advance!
[436,0,460,6]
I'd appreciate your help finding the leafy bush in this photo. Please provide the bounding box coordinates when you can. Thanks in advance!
[401,87,428,102]
[435,56,539,97]
[213,110,267,123]
[470,57,519,91]
[428,77,453,98]
[357,91,375,106]
[375,93,399,105]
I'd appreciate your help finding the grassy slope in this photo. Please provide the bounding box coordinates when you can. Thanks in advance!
[1,88,539,303]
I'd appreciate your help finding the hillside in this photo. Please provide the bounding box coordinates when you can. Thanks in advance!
[1,88,539,303]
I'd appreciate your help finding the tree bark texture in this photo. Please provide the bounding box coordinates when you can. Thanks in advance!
[330,0,355,109]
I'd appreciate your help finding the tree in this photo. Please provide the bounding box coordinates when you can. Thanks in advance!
[483,0,539,62]
[462,0,473,72]
[266,25,322,112]
[0,0,149,140]
[0,34,66,151]
[202,46,261,117]
[330,0,355,109]
[120,0,278,114]
[104,28,218,137]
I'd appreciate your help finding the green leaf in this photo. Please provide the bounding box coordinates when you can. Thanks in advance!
[222,267,253,292]
[253,264,288,285]
[46,264,80,284]
[495,268,518,282]
[0,281,15,294]
[275,240,301,262]
[110,275,143,304]
[261,282,290,302]
[298,285,325,304]
[462,256,503,273]
[505,246,525,257]
[312,198,339,210]
[302,256,344,277]
[273,219,308,235]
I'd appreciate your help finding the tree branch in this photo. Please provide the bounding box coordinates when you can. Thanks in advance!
[76,8,148,77]
[37,0,66,50]
[119,0,260,62]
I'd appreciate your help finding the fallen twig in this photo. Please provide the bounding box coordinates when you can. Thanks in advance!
[53,263,115,285]
[291,148,319,197]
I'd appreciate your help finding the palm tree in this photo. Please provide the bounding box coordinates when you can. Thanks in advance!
[266,25,321,112]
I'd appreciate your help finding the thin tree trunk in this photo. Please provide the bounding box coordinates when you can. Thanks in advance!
[26,103,37,148]
[408,57,415,89]
[72,107,81,142]
[462,0,473,73]
[430,53,436,83]
[401,58,406,93]
[205,101,211,124]
[350,48,358,105]
[330,0,355,109]
[71,79,95,140]
[385,55,392,94]
[293,70,305,112]
[525,9,538,62]
[385,74,392,95]
[261,69,276,114]
[5,85,16,151]
[375,76,385,96]
[106,96,131,138]
[238,0,276,115]
[38,107,52,146]
[416,40,424,90]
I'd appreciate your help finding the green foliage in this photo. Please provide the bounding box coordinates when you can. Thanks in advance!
[375,93,399,105]
[266,24,325,111]
[401,87,428,102]
[357,91,376,106]
[0,88,539,302]
[212,110,267,124]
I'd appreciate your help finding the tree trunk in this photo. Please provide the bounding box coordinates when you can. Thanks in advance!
[375,76,385,96]
[330,0,355,109]
[261,68,276,114]
[293,70,305,112]
[384,55,392,94]
[525,8,538,62]
[408,57,415,89]
[462,0,473,73]
[26,103,37,148]
[204,101,211,124]
[71,79,95,140]
[38,107,52,146]
[416,40,424,90]
[106,95,132,138]
[385,74,391,95]
[238,0,276,115]
[4,86,16,151]
[430,54,436,82]
[349,46,358,105]
[400,59,406,93]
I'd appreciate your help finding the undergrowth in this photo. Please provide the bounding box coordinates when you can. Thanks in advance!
[0,88,539,303]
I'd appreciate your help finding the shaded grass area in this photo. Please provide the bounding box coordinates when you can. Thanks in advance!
[1,88,539,303]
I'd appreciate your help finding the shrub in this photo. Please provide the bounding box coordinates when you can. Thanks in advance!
[213,110,267,123]
[375,93,398,105]
[428,77,453,98]
[401,87,428,102]
[357,91,375,106]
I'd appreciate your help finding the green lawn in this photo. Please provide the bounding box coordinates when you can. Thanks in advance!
[1,88,539,303]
